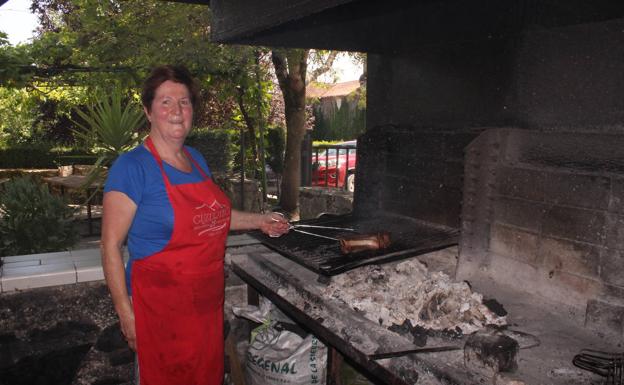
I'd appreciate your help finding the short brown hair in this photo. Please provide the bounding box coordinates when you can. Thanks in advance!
[141,65,199,112]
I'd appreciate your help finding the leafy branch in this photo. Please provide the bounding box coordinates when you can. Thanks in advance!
[71,86,146,200]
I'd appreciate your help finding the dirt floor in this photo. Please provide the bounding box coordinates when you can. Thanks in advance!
[1,213,258,385]
[0,209,125,385]
[0,282,133,385]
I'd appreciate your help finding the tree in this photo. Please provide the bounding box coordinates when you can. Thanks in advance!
[3,1,359,217]
[4,0,273,174]
[0,32,34,87]
[271,49,353,218]
[307,50,339,83]
[271,49,308,218]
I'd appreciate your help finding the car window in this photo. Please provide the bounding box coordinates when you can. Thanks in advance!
[313,142,357,159]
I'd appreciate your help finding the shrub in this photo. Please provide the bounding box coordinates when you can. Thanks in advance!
[265,126,286,175]
[0,176,79,257]
[186,128,232,173]
[311,94,366,142]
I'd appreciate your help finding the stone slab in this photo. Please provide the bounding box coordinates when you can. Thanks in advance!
[75,258,105,283]
[1,262,76,292]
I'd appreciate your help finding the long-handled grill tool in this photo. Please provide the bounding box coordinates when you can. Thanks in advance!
[288,224,357,241]
[573,349,623,385]
[269,215,391,253]
[291,224,356,231]
[290,226,392,254]
[270,223,355,240]
[369,345,462,360]
[290,227,341,241]
[268,215,355,239]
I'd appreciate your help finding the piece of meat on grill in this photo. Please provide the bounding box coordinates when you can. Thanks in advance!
[339,232,391,254]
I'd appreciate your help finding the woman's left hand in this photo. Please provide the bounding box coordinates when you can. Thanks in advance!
[258,212,290,237]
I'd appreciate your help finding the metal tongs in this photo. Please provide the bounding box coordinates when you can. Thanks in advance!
[288,224,356,241]
[269,214,356,240]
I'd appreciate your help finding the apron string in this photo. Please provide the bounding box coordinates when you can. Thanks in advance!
[144,136,211,185]
[183,147,211,180]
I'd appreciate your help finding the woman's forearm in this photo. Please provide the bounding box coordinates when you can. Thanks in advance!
[101,191,138,350]
[230,209,263,231]
[101,191,136,315]
[101,243,132,317]
[230,209,290,236]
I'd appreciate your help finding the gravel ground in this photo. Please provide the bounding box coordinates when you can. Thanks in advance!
[0,281,133,385]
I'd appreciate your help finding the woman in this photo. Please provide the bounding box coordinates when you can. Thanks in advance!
[101,65,289,385]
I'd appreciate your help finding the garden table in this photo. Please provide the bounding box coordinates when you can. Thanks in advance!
[42,175,102,236]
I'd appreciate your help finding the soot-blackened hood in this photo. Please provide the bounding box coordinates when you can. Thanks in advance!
[207,0,624,53]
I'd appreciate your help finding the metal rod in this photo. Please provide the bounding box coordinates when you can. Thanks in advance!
[292,228,339,241]
[369,345,462,360]
[293,224,356,231]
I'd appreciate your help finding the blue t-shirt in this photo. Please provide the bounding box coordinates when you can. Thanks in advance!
[104,144,212,293]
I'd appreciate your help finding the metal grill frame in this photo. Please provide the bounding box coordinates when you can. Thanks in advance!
[250,213,459,275]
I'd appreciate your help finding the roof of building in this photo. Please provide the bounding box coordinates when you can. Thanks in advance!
[307,80,361,99]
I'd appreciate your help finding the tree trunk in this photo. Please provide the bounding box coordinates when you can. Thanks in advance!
[308,50,339,83]
[272,49,308,220]
[235,85,259,177]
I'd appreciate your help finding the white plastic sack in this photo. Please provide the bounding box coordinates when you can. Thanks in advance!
[232,297,292,325]
[245,325,327,385]
[233,298,327,385]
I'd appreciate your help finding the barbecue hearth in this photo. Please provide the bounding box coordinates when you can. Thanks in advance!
[205,1,624,383]
[229,246,615,385]
[245,124,624,384]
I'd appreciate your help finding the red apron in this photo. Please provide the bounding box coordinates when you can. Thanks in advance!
[132,137,231,385]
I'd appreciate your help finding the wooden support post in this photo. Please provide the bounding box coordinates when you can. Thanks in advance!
[86,190,93,236]
[225,332,246,385]
[327,347,344,385]
[247,284,260,306]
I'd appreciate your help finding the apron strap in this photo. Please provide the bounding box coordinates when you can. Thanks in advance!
[183,147,212,180]
[144,136,210,185]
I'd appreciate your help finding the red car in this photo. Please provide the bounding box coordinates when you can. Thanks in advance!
[311,140,357,192]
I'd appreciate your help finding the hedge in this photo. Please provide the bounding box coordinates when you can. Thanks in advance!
[0,146,95,169]
[184,129,232,173]
[0,129,232,172]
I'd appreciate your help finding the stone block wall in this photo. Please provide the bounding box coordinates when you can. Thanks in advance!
[299,187,353,220]
[354,125,476,228]
[0,169,58,179]
[458,129,624,335]
[214,174,263,212]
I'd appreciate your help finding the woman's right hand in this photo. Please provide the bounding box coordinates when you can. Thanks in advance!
[119,311,137,351]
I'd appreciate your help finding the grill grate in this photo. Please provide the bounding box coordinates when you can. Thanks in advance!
[250,213,459,275]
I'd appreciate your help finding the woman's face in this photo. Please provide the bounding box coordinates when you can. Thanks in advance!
[145,80,193,142]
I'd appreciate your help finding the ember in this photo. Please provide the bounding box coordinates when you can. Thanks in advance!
[321,259,506,335]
